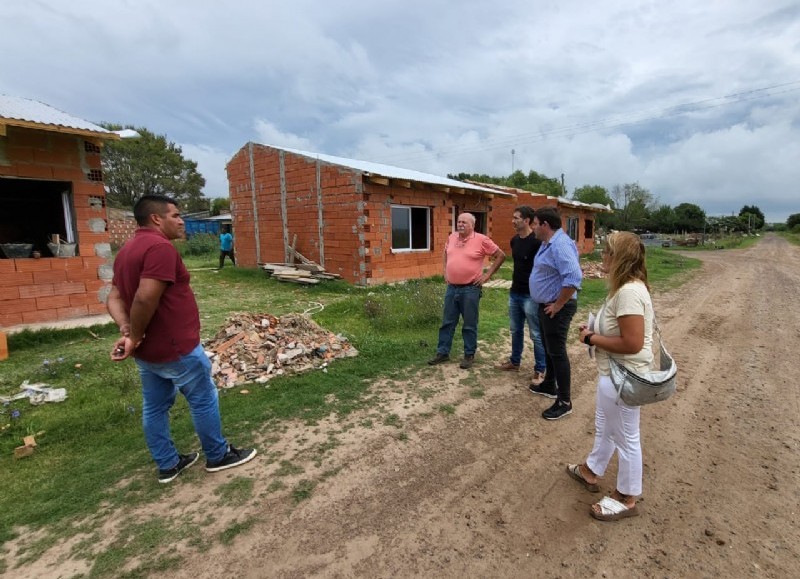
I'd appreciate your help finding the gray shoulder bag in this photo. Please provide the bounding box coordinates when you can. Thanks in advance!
[600,300,678,406]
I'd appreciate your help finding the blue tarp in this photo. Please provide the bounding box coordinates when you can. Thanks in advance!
[183,219,221,237]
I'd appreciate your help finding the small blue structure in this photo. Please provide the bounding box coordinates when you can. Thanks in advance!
[182,214,232,238]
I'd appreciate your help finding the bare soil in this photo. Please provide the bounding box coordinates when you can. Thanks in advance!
[14,234,800,578]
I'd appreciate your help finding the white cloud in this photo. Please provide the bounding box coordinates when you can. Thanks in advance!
[2,0,799,221]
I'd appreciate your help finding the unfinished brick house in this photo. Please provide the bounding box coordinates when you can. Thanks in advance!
[226,144,514,285]
[0,96,120,327]
[480,183,613,255]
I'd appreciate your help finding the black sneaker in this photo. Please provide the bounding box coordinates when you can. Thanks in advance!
[158,452,199,483]
[528,383,557,398]
[427,353,450,365]
[459,355,475,369]
[542,400,573,421]
[205,445,257,473]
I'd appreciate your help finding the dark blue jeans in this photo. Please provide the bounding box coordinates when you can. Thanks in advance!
[538,300,578,402]
[437,284,482,357]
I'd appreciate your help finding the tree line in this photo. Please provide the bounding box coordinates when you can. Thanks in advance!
[453,170,777,234]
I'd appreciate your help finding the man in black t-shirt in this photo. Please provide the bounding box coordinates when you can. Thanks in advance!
[496,206,547,384]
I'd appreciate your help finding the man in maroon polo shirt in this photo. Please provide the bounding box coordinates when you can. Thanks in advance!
[107,194,256,483]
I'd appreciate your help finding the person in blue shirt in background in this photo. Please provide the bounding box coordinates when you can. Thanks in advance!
[218,226,236,269]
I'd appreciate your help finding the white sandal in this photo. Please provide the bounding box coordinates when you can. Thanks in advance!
[590,496,639,521]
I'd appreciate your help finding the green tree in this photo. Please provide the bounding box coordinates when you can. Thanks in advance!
[608,183,655,231]
[210,197,230,216]
[648,204,677,233]
[101,125,207,211]
[739,205,765,230]
[572,185,613,207]
[673,203,707,233]
[450,169,564,197]
[787,213,800,229]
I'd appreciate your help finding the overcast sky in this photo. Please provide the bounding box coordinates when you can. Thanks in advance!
[2,1,799,222]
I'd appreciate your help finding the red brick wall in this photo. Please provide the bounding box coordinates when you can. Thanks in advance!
[227,144,504,285]
[0,127,112,327]
[491,192,597,255]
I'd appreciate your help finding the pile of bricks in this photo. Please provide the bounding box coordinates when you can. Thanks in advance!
[205,312,358,388]
[582,262,606,279]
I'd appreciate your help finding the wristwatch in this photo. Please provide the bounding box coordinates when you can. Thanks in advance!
[583,332,595,346]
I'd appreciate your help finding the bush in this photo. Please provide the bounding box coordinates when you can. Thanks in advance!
[175,233,218,257]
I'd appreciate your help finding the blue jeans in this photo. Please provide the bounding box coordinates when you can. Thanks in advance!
[437,284,482,356]
[508,292,546,371]
[135,344,228,470]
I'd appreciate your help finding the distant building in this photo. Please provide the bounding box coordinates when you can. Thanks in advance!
[226,143,515,285]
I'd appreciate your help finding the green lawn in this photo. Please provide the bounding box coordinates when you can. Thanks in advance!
[0,247,702,573]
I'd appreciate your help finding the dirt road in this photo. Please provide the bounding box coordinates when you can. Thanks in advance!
[17,235,800,578]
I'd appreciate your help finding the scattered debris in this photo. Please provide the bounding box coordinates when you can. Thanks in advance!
[205,312,358,389]
[582,262,606,279]
[0,381,67,405]
[13,435,37,459]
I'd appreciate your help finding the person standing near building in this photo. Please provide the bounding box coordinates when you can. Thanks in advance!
[529,207,583,420]
[428,212,505,369]
[218,225,235,269]
[107,195,256,483]
[496,206,547,385]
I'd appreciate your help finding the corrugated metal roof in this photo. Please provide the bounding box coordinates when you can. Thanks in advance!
[465,181,613,213]
[0,94,114,137]
[260,143,515,197]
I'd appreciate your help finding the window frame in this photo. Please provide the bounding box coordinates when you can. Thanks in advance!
[390,204,431,253]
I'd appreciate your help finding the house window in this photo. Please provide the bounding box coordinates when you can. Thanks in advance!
[452,208,487,234]
[566,216,579,241]
[584,219,594,239]
[391,205,430,251]
[0,177,76,257]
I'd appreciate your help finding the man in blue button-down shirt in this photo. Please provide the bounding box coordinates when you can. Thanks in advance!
[529,207,583,420]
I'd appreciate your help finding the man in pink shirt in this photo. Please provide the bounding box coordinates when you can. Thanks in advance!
[428,212,505,369]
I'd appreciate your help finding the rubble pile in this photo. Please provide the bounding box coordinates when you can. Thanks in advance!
[582,262,607,279]
[205,312,358,388]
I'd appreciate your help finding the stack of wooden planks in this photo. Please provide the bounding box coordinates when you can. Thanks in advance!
[261,262,342,285]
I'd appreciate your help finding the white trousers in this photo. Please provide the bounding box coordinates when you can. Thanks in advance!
[586,375,643,496]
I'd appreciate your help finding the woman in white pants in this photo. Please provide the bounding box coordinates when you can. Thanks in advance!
[567,232,654,521]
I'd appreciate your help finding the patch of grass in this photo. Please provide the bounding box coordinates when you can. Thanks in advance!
[437,404,456,415]
[89,516,196,578]
[469,388,485,398]
[291,479,317,503]
[778,231,800,246]
[219,516,258,545]
[274,460,304,477]
[265,480,285,494]
[383,414,402,428]
[13,528,63,567]
[213,477,255,507]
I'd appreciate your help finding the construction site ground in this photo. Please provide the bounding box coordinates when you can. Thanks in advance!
[13,234,800,578]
